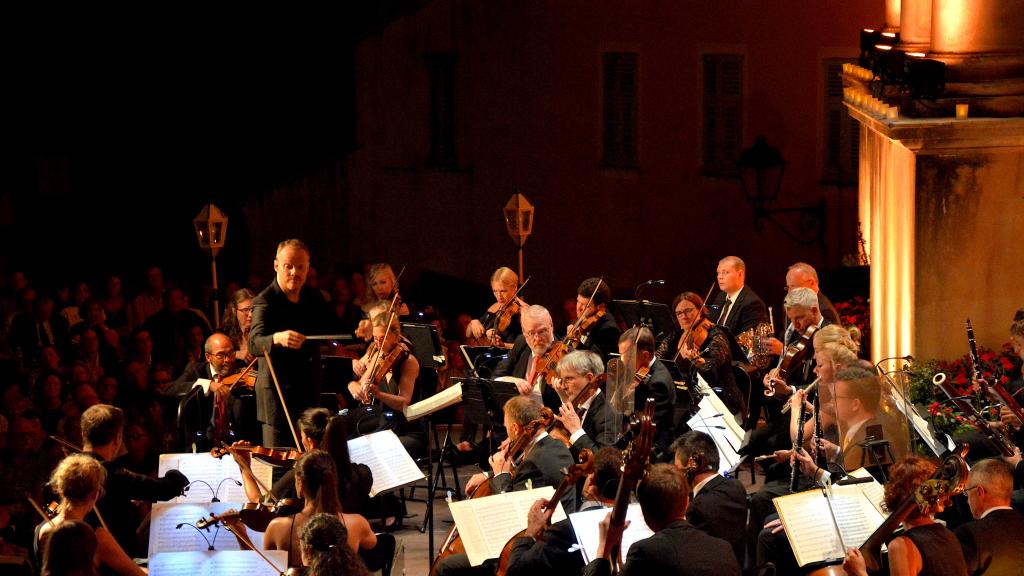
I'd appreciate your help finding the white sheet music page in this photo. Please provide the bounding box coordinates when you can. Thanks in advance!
[405,382,463,421]
[347,430,425,496]
[149,502,266,555]
[158,452,273,504]
[569,503,654,564]
[687,374,744,473]
[773,483,887,567]
[148,550,288,576]
[448,486,564,567]
[846,468,888,518]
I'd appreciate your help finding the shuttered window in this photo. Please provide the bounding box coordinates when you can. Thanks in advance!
[702,54,744,176]
[823,58,859,184]
[602,52,638,169]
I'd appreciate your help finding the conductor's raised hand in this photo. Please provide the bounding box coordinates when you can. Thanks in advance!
[273,330,306,349]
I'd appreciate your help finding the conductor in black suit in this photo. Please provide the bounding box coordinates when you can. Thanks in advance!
[572,277,621,364]
[671,431,748,565]
[248,239,331,447]
[439,396,576,576]
[955,458,1024,576]
[707,256,769,336]
[552,350,620,461]
[616,327,675,461]
[583,464,741,576]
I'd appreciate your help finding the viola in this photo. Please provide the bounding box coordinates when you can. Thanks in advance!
[566,308,606,349]
[765,324,820,397]
[550,374,608,446]
[491,299,523,345]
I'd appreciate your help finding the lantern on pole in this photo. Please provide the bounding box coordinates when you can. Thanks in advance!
[503,192,534,280]
[194,203,228,328]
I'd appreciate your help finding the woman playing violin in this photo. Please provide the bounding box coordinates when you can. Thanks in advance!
[670,291,744,417]
[347,311,425,457]
[35,454,145,576]
[225,450,376,568]
[363,263,410,317]
[466,267,525,349]
[223,288,256,363]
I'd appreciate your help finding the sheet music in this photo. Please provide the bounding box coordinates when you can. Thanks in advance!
[774,484,887,567]
[846,468,887,517]
[688,374,744,473]
[569,503,655,565]
[887,382,954,456]
[193,378,212,395]
[405,382,462,421]
[148,550,288,576]
[448,486,565,567]
[149,502,265,555]
[347,430,425,496]
[159,453,274,504]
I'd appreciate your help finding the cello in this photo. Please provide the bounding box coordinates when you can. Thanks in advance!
[494,448,595,576]
[429,408,555,575]
[606,397,656,572]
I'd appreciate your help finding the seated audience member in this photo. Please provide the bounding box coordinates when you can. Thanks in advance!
[955,458,1024,576]
[584,464,740,576]
[843,457,968,576]
[299,513,370,576]
[36,453,144,576]
[40,519,98,576]
[671,431,747,564]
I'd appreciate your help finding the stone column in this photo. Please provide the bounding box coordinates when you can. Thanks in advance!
[898,0,932,52]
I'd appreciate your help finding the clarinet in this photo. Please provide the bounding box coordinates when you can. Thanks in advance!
[813,387,828,470]
[790,394,809,492]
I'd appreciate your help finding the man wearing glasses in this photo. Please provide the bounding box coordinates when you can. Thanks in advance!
[493,304,564,411]
[955,458,1024,576]
[165,332,248,447]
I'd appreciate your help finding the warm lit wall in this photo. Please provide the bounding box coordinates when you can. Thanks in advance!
[854,108,1024,362]
[332,0,883,315]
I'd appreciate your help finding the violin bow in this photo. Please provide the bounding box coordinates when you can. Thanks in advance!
[571,277,604,340]
[263,351,302,450]
[25,494,55,527]
[224,518,287,575]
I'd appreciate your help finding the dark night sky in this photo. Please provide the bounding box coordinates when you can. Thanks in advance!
[2,6,426,290]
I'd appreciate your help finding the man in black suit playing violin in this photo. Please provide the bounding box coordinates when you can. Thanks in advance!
[572,277,621,364]
[552,350,619,461]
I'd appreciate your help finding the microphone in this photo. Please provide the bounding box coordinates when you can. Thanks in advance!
[635,279,666,300]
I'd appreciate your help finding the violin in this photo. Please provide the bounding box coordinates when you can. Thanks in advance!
[765,324,820,397]
[550,374,608,445]
[218,367,257,390]
[195,499,304,533]
[488,277,531,347]
[495,449,595,576]
[355,339,410,405]
[212,443,302,469]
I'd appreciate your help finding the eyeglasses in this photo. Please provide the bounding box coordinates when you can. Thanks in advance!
[209,351,234,360]
[238,306,254,314]
[964,484,982,493]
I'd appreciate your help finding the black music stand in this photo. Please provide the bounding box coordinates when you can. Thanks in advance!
[459,345,509,379]
[456,377,519,454]
[614,299,674,337]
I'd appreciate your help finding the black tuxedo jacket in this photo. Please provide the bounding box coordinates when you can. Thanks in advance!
[571,391,620,460]
[492,335,562,411]
[491,434,577,513]
[580,313,621,365]
[955,508,1024,576]
[249,279,330,425]
[687,475,748,564]
[506,504,606,575]
[708,286,769,336]
[582,519,740,576]
[635,359,676,460]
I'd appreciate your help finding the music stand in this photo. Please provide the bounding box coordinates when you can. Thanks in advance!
[401,323,446,369]
[614,299,674,337]
[459,345,509,379]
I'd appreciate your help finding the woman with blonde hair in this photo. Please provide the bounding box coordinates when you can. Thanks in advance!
[35,454,144,576]
[466,267,525,349]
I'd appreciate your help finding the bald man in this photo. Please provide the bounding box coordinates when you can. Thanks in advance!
[785,262,839,325]
[166,332,250,447]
